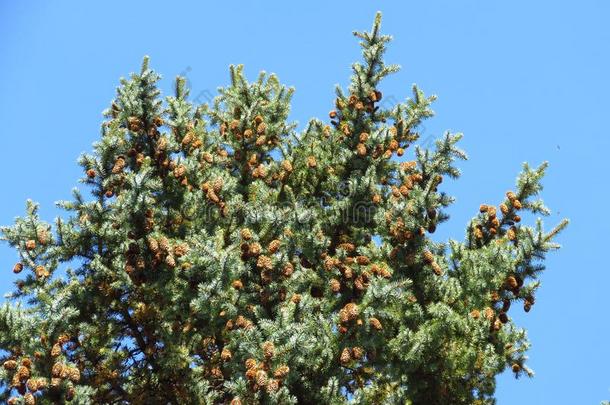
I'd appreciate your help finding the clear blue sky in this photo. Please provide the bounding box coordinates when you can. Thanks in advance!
[1,1,608,403]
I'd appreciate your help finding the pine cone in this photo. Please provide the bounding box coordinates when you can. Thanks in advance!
[493,319,502,331]
[505,276,518,290]
[245,358,257,370]
[249,243,262,257]
[282,263,294,277]
[35,378,48,390]
[500,203,509,215]
[241,228,253,241]
[257,255,273,271]
[256,122,267,135]
[356,143,367,156]
[153,116,164,127]
[24,393,35,405]
[58,334,70,345]
[202,152,213,163]
[369,317,383,331]
[344,303,359,321]
[21,357,32,368]
[12,263,23,274]
[245,368,258,382]
[173,243,189,257]
[386,139,397,152]
[379,267,391,278]
[487,206,497,218]
[273,365,290,379]
[165,254,176,268]
[354,276,366,291]
[68,367,81,383]
[351,347,364,360]
[3,360,17,370]
[157,136,168,151]
[10,372,19,388]
[158,237,170,253]
[252,164,267,179]
[146,237,159,253]
[210,367,223,379]
[268,239,281,254]
[17,365,30,380]
[255,370,268,387]
[340,348,351,365]
[266,378,279,393]
[356,256,370,265]
[173,164,187,178]
[111,156,126,174]
[27,378,39,392]
[255,135,266,146]
[35,265,49,280]
[338,242,355,253]
[498,312,509,324]
[422,250,434,264]
[128,116,142,132]
[281,160,293,173]
[221,348,232,361]
[191,138,203,150]
[262,341,275,359]
[51,343,62,357]
[181,131,194,146]
[229,119,240,132]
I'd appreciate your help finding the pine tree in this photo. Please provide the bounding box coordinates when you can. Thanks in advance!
[0,13,567,405]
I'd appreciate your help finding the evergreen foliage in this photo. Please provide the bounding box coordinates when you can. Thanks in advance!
[1,13,567,405]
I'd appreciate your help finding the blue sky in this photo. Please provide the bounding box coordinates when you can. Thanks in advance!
[0,1,608,403]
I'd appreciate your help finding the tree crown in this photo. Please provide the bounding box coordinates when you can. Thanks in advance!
[0,13,566,405]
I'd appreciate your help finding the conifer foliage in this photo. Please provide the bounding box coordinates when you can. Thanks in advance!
[1,13,567,405]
